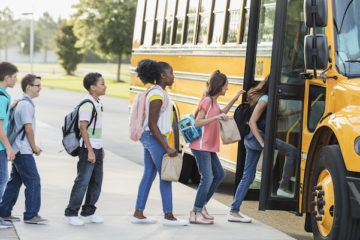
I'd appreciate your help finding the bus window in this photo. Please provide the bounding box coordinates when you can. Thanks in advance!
[164,0,176,45]
[226,0,243,44]
[197,0,213,45]
[133,0,146,47]
[175,0,187,44]
[185,0,198,44]
[307,85,326,132]
[257,0,276,44]
[211,0,227,45]
[155,0,166,45]
[143,0,157,46]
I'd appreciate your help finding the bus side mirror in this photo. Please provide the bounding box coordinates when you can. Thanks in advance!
[304,35,329,69]
[304,0,328,27]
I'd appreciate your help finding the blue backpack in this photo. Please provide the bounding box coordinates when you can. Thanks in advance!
[177,114,202,143]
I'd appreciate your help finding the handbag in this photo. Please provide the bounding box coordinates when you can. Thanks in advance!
[219,117,241,144]
[161,153,183,182]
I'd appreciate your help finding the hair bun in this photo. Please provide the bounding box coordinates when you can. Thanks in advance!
[136,59,160,84]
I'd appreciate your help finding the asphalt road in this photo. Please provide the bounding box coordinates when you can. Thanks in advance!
[8,86,312,240]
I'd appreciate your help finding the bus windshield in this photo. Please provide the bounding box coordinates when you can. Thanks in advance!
[333,0,360,77]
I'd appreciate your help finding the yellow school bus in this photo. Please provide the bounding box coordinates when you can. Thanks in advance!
[130,0,360,239]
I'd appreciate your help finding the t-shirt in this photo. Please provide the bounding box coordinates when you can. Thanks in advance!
[12,94,36,154]
[78,94,103,149]
[189,97,220,152]
[143,85,172,136]
[0,87,10,151]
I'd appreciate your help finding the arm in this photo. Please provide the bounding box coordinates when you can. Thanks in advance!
[194,108,225,128]
[248,101,267,148]
[79,121,96,163]
[0,120,15,161]
[221,90,246,114]
[24,123,42,156]
[148,99,177,157]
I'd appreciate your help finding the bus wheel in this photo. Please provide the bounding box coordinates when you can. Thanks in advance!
[310,145,359,240]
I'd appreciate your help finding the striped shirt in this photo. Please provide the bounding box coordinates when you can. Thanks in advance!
[78,94,103,149]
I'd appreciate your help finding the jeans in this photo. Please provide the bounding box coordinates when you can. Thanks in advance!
[65,147,103,216]
[0,153,41,220]
[0,150,8,199]
[231,132,297,213]
[191,149,225,212]
[135,131,172,213]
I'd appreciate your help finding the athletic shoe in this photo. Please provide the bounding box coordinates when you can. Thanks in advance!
[80,214,103,224]
[163,218,189,226]
[276,188,294,198]
[64,216,84,226]
[3,216,21,222]
[227,213,252,223]
[131,216,157,224]
[24,215,48,225]
[0,219,12,229]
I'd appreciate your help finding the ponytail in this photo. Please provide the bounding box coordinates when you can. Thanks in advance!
[136,59,172,85]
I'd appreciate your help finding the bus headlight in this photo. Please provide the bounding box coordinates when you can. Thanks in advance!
[355,137,360,155]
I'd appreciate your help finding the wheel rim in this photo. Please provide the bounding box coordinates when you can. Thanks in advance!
[316,169,334,237]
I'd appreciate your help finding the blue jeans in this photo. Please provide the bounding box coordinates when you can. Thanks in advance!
[0,150,8,199]
[135,131,173,213]
[0,153,41,220]
[65,147,103,216]
[191,149,225,212]
[231,132,296,213]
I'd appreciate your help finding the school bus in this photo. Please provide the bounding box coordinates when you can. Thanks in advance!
[130,0,360,239]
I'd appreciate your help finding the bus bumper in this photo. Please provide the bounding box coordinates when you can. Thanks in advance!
[347,176,360,218]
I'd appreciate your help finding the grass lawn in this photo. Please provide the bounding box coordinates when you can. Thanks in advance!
[42,75,129,99]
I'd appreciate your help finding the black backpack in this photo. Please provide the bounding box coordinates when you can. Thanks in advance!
[234,102,254,138]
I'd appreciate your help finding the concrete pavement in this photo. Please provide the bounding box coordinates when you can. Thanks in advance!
[1,118,295,240]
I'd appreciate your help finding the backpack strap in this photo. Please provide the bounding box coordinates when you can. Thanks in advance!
[0,92,9,113]
[78,99,98,134]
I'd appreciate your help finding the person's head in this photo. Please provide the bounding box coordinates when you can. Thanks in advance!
[205,70,228,98]
[83,72,106,97]
[135,59,174,87]
[247,74,270,107]
[21,74,42,99]
[0,62,18,88]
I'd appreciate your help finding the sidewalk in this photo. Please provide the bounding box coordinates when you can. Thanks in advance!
[4,120,294,240]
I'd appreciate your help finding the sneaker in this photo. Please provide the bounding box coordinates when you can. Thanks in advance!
[276,188,294,198]
[131,216,157,224]
[227,213,252,223]
[24,215,48,225]
[64,216,84,226]
[163,218,189,226]
[80,214,103,224]
[0,219,12,229]
[3,216,21,222]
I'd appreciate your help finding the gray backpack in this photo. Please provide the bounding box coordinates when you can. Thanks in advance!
[62,99,97,156]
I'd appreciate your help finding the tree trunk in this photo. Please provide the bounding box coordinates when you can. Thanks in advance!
[117,55,122,82]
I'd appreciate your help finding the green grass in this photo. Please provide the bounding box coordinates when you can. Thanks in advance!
[42,75,130,99]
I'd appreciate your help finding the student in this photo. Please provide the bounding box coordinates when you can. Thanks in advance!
[0,62,18,229]
[0,74,48,224]
[228,75,296,222]
[64,72,106,226]
[132,59,188,226]
[189,70,245,224]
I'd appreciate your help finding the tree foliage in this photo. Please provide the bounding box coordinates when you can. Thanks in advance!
[72,0,136,81]
[19,23,43,55]
[0,7,17,60]
[54,21,83,75]
[37,12,58,62]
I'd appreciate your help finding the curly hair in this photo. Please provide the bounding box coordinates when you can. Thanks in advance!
[135,59,171,84]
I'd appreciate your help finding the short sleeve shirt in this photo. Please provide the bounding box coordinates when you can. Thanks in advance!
[0,87,10,151]
[78,94,103,149]
[189,97,221,152]
[12,94,36,154]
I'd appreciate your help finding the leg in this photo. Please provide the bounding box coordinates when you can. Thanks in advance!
[0,160,23,217]
[191,149,214,212]
[205,153,225,203]
[0,150,8,199]
[81,149,104,216]
[276,138,297,190]
[65,148,95,216]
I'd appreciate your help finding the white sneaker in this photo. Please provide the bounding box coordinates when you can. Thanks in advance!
[227,213,252,223]
[276,188,294,198]
[0,220,12,229]
[80,214,104,224]
[64,216,84,226]
[163,218,189,226]
[131,216,157,224]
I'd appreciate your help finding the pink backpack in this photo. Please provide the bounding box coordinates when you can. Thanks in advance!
[129,86,168,141]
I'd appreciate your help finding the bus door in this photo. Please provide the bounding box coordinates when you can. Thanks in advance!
[259,0,306,211]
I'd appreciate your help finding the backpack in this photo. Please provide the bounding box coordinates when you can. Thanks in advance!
[129,85,168,141]
[62,99,97,156]
[234,102,254,138]
[177,114,202,143]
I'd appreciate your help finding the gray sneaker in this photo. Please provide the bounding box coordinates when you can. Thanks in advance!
[0,219,13,229]
[3,216,21,222]
[24,215,48,225]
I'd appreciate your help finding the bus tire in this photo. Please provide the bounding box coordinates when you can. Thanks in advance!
[310,145,360,240]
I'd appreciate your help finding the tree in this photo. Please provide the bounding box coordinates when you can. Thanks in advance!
[54,21,83,75]
[19,23,43,55]
[72,0,136,82]
[37,12,58,62]
[0,7,17,60]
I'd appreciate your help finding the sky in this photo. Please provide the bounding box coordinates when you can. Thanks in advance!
[0,0,79,20]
